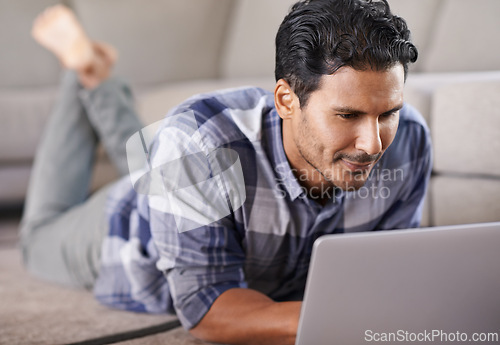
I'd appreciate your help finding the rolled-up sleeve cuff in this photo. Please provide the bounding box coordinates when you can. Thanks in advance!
[166,265,248,329]
[178,280,248,329]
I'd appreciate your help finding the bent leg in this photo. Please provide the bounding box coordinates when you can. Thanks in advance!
[79,76,143,176]
[21,5,144,289]
[22,185,110,289]
[21,71,144,289]
[21,71,144,288]
[20,71,102,288]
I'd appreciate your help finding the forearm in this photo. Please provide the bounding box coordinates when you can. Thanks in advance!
[189,288,301,345]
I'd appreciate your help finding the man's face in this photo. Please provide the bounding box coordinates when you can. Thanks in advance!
[281,64,405,192]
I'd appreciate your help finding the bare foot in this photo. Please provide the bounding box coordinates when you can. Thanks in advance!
[32,4,93,70]
[32,5,119,89]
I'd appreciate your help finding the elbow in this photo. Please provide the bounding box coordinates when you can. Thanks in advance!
[189,325,219,343]
[189,317,237,344]
[189,320,215,342]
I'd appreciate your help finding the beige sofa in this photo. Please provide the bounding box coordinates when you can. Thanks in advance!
[1,0,500,227]
[1,0,500,226]
[1,1,500,344]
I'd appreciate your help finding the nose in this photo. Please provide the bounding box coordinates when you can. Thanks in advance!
[354,118,382,155]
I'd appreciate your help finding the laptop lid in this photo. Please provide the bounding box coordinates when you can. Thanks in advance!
[296,222,500,345]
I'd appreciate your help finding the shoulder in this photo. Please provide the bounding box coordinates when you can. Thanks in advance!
[382,103,432,169]
[398,103,430,136]
[165,86,275,145]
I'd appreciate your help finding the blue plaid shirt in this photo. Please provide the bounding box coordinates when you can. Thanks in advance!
[93,86,432,329]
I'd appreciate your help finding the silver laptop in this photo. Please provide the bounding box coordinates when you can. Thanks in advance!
[296,222,500,345]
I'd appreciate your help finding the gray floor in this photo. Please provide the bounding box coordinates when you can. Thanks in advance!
[0,214,210,345]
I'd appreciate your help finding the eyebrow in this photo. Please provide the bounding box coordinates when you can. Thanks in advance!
[333,104,404,116]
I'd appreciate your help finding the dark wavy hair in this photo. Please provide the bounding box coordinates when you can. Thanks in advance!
[275,0,418,107]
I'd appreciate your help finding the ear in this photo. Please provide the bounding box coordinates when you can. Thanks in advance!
[274,79,299,120]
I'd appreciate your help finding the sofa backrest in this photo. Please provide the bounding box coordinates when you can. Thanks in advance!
[219,0,296,80]
[0,0,62,88]
[220,0,500,78]
[418,0,500,73]
[2,0,500,88]
[70,0,233,87]
[429,79,500,226]
[388,0,442,73]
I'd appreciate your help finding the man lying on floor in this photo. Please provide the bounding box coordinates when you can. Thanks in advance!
[21,1,431,344]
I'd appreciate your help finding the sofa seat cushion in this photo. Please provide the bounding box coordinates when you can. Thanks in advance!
[404,71,500,125]
[0,87,58,162]
[431,79,500,175]
[136,77,275,125]
[430,176,500,226]
[0,165,33,204]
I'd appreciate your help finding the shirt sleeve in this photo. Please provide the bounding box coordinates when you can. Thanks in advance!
[144,109,248,329]
[150,211,247,329]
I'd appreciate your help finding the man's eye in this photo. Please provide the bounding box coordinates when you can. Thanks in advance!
[337,113,357,119]
[380,112,397,119]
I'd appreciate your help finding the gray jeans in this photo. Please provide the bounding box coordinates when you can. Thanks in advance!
[20,71,143,289]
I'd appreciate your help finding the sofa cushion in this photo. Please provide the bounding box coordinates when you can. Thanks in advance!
[0,219,19,248]
[419,193,431,228]
[0,87,58,161]
[430,176,500,226]
[421,0,500,72]
[432,79,500,175]
[404,71,500,126]
[219,0,296,79]
[0,0,62,88]
[388,0,442,73]
[136,77,275,125]
[70,0,233,88]
[0,165,32,204]
[220,0,442,78]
